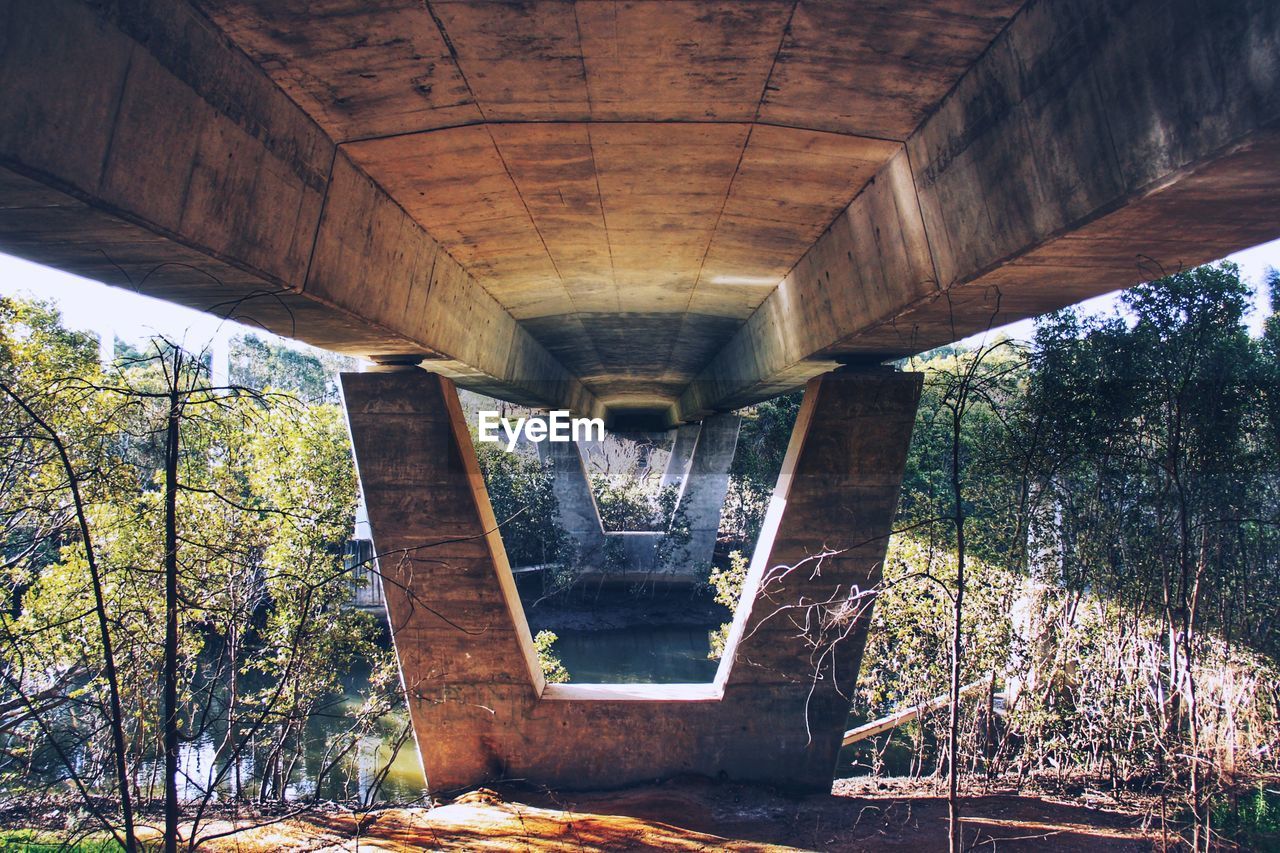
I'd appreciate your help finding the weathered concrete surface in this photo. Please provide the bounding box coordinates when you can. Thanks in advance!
[183,0,1011,415]
[660,424,701,489]
[673,414,741,573]
[2,0,1276,423]
[0,0,598,416]
[343,367,919,792]
[539,436,606,566]
[679,0,1280,417]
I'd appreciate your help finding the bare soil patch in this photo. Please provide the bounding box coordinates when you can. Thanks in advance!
[182,777,1160,851]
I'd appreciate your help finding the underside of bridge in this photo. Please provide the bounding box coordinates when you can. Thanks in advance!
[2,0,1277,426]
[2,0,1278,793]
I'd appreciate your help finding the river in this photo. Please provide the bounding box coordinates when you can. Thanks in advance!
[156,622,722,803]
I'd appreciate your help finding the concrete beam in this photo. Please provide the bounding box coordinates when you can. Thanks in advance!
[0,0,599,416]
[342,367,919,792]
[680,0,1280,418]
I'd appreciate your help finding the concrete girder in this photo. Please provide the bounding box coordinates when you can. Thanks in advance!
[341,367,920,792]
[0,0,1276,422]
[0,0,601,417]
[679,0,1280,419]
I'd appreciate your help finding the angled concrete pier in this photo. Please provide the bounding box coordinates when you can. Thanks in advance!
[343,367,919,792]
[660,424,701,489]
[539,414,740,581]
[676,414,741,572]
[540,437,605,566]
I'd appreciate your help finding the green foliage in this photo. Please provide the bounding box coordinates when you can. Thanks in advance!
[226,333,359,404]
[0,299,402,835]
[653,484,697,574]
[591,476,678,532]
[858,536,1017,716]
[853,263,1280,849]
[589,477,696,575]
[1025,263,1274,651]
[722,392,801,549]
[533,630,570,684]
[0,296,100,383]
[0,829,121,851]
[706,549,749,659]
[0,297,109,576]
[1213,784,1280,851]
[6,258,1280,849]
[731,391,801,486]
[473,442,568,567]
[899,341,1028,563]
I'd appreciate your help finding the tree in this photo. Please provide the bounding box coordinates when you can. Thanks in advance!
[1024,264,1264,849]
[904,340,1027,852]
[0,297,138,849]
[474,442,567,568]
[226,333,359,404]
[0,298,398,848]
[853,263,1280,849]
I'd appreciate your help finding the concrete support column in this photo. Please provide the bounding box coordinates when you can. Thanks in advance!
[672,413,741,571]
[538,436,605,565]
[342,367,919,793]
[659,423,701,488]
[718,369,923,768]
[342,369,544,788]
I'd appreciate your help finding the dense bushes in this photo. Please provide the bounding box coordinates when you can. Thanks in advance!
[0,307,397,845]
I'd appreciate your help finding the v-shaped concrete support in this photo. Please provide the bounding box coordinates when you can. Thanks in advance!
[342,367,920,792]
[539,413,741,580]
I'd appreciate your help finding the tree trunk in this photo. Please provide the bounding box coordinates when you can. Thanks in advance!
[163,379,182,852]
[0,382,137,851]
[948,403,966,853]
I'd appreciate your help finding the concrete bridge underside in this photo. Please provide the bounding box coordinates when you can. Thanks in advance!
[2,0,1278,793]
[1,0,1277,425]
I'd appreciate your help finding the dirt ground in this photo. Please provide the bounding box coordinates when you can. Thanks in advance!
[184,777,1163,851]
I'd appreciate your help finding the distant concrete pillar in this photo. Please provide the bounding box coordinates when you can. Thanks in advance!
[672,413,740,571]
[538,437,604,564]
[342,367,920,793]
[659,423,700,488]
[540,414,738,579]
